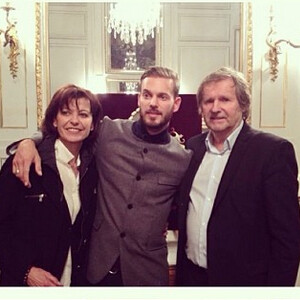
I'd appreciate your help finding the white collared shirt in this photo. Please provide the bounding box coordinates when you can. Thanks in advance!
[54,139,81,286]
[186,121,243,268]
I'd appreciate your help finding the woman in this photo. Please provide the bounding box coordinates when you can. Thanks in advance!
[0,84,102,286]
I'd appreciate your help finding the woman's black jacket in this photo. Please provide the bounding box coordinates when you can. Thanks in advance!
[0,136,97,286]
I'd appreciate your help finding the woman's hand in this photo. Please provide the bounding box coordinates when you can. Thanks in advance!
[26,266,62,287]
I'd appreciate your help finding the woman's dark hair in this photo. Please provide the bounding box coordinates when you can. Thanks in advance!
[40,84,102,146]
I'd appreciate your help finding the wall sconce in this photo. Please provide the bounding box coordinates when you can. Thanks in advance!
[0,2,19,79]
[265,5,300,81]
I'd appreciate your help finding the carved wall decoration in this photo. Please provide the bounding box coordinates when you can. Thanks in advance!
[35,2,43,128]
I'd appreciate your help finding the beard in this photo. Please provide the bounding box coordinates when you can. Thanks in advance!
[139,109,173,134]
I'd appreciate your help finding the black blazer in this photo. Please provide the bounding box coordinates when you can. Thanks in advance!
[176,123,300,286]
[0,136,97,286]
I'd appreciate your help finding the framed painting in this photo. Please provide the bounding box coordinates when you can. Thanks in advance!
[106,30,161,74]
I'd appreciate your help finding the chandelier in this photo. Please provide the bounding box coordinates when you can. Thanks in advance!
[107,1,161,46]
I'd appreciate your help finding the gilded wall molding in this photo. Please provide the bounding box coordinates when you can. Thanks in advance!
[35,3,49,128]
[35,2,43,128]
[0,47,3,127]
[245,2,253,90]
[240,2,253,124]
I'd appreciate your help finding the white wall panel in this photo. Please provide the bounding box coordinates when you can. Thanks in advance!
[259,57,286,128]
[179,46,229,93]
[49,11,87,39]
[162,2,240,94]
[49,45,87,94]
[179,14,230,42]
[178,3,231,10]
[47,3,92,97]
[0,48,27,128]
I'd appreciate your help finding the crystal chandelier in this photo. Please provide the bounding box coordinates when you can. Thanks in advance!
[107,1,161,46]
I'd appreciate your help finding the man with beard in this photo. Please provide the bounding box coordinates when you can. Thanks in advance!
[9,67,193,286]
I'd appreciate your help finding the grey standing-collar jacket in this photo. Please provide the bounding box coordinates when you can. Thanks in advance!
[87,117,192,286]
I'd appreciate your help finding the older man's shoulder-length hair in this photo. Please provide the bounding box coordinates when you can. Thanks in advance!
[40,84,102,146]
[196,67,251,120]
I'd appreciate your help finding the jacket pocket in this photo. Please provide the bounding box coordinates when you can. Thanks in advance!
[146,235,167,251]
[157,174,181,186]
[23,193,57,235]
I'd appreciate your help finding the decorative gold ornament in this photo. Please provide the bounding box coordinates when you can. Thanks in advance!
[265,5,300,82]
[0,2,20,79]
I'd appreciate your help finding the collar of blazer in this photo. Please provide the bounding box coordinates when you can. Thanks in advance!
[185,122,254,210]
[212,122,254,210]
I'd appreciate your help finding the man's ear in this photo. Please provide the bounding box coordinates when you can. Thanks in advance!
[172,96,182,113]
[198,106,202,115]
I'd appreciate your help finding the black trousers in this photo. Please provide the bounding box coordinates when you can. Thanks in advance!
[93,258,124,286]
[181,255,208,286]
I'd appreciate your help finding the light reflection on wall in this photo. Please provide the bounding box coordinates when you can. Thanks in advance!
[270,2,300,42]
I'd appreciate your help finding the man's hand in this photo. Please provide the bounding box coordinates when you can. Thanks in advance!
[12,139,42,187]
[27,266,62,287]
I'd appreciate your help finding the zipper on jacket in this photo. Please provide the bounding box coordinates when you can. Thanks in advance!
[25,194,46,202]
